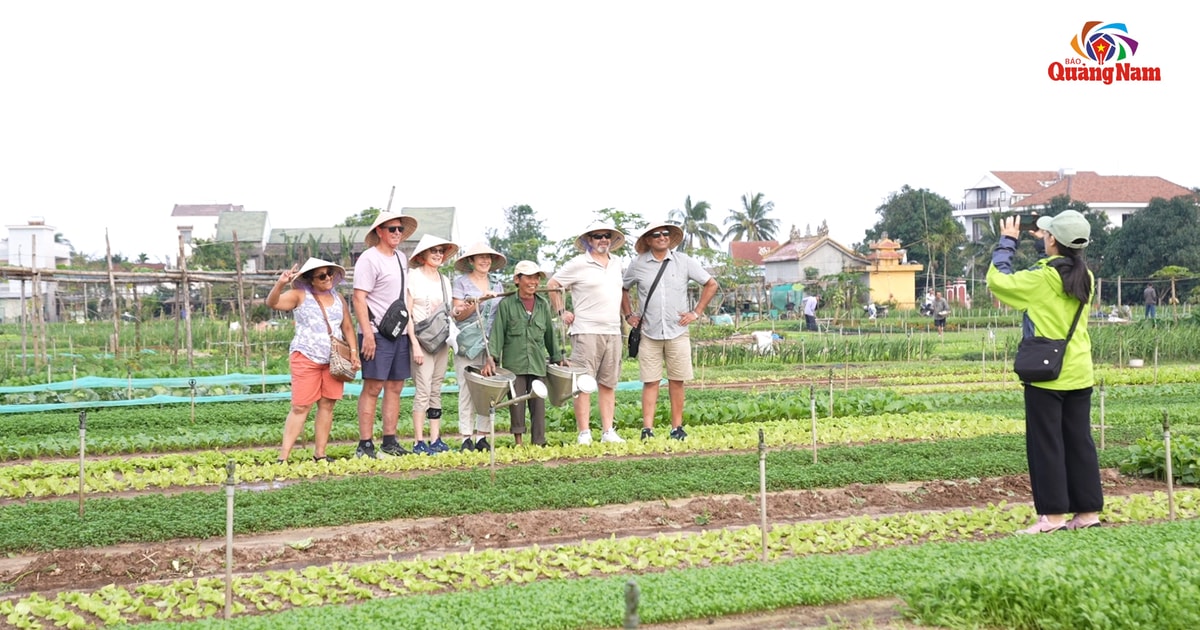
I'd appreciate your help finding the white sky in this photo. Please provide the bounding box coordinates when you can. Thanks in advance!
[2,1,1195,262]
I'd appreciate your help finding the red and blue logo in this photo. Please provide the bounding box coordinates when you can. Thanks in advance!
[1070,22,1138,65]
[1049,21,1161,83]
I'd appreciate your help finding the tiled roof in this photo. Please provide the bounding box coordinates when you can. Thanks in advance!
[987,171,1085,195]
[728,241,779,265]
[1013,173,1195,207]
[762,236,868,265]
[215,211,268,242]
[172,204,244,217]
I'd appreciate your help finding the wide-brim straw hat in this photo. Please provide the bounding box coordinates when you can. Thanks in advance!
[454,241,508,273]
[634,221,685,255]
[410,233,460,266]
[512,259,546,281]
[293,257,346,290]
[364,211,419,247]
[574,223,626,252]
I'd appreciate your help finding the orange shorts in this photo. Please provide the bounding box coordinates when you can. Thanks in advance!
[290,351,345,405]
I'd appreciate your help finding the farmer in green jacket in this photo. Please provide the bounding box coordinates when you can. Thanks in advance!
[986,210,1103,534]
[482,260,565,447]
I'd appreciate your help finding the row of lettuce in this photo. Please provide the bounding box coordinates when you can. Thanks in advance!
[3,492,1197,629]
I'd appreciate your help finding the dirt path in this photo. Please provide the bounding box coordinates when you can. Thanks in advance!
[0,469,1158,597]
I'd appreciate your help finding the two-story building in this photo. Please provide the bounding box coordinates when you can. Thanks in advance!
[954,169,1194,242]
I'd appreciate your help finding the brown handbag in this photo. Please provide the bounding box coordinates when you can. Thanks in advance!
[315,292,357,382]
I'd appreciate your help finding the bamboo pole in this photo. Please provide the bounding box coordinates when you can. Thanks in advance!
[105,230,121,358]
[180,236,194,369]
[233,231,251,367]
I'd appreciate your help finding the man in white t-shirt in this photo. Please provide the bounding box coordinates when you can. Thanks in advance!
[548,223,627,445]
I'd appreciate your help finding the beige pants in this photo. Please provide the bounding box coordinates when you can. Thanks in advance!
[455,351,492,435]
[410,343,450,417]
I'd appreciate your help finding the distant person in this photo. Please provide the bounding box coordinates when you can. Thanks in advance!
[1144,283,1158,319]
[267,258,358,462]
[407,234,459,455]
[987,211,1103,534]
[451,242,507,452]
[621,221,717,440]
[547,222,627,444]
[482,260,565,447]
[353,211,420,459]
[802,294,819,331]
[932,291,950,336]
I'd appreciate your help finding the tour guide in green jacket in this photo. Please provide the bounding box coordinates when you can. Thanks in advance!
[483,260,565,446]
[986,210,1102,535]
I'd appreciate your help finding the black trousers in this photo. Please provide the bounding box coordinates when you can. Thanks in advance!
[1023,385,1104,515]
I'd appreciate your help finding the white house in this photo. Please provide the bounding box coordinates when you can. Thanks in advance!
[0,218,71,323]
[955,169,1195,242]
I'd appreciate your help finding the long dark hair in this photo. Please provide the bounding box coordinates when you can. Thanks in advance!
[1050,247,1091,304]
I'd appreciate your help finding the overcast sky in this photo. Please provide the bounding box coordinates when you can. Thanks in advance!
[2,1,1195,262]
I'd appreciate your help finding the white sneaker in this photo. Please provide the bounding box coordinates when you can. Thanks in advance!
[600,430,625,444]
[577,430,593,445]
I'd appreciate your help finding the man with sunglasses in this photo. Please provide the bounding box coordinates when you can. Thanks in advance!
[547,223,628,445]
[621,221,717,441]
[352,211,419,458]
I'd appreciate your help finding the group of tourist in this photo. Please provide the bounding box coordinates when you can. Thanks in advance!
[269,208,1106,533]
[270,211,717,461]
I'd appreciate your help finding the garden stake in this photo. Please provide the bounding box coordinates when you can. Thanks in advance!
[78,411,86,518]
[1154,340,1159,385]
[1098,379,1106,450]
[224,459,236,619]
[260,357,267,394]
[828,368,833,419]
[1163,411,1175,521]
[758,428,768,561]
[126,367,132,399]
[623,580,640,629]
[810,385,818,464]
[189,379,197,424]
[47,362,52,385]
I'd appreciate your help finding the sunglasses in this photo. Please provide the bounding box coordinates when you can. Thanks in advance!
[647,231,671,239]
[384,225,405,233]
[589,232,612,240]
[312,272,333,281]
[428,247,447,255]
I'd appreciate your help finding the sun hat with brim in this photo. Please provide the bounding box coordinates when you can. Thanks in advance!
[364,211,419,247]
[293,257,346,290]
[635,221,685,255]
[574,223,626,252]
[1036,210,1091,249]
[410,234,460,265]
[454,242,508,274]
[512,259,546,280]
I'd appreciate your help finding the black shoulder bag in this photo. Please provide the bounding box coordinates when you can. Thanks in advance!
[628,259,670,358]
[1012,302,1085,383]
[371,253,410,341]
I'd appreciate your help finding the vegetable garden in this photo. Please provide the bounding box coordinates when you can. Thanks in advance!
[0,316,1196,629]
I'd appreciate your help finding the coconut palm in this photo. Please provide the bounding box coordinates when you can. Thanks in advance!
[668,196,721,252]
[723,192,779,242]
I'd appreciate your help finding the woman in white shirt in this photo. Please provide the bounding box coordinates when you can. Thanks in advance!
[408,235,459,455]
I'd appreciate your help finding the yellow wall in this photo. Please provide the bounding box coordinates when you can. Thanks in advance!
[868,266,923,310]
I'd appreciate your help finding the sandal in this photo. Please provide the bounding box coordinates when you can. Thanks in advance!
[1016,516,1067,535]
[1066,517,1101,530]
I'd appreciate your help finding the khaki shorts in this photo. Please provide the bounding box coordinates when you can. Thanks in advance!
[569,333,622,388]
[637,334,694,382]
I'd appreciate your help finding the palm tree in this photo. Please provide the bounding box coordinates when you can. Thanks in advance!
[723,192,779,242]
[668,196,721,252]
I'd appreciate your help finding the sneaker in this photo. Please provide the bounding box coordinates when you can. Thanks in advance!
[474,437,490,452]
[380,442,409,457]
[640,428,655,440]
[600,430,625,444]
[355,442,377,459]
[461,438,475,452]
[313,456,329,463]
[669,426,688,441]
[412,441,432,456]
[577,431,593,445]
[430,438,450,453]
